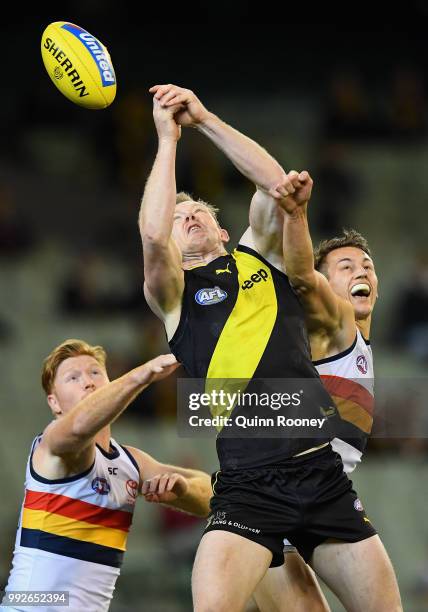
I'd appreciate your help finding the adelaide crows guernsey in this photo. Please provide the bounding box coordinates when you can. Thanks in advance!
[170,245,338,469]
[315,329,374,473]
[3,436,139,612]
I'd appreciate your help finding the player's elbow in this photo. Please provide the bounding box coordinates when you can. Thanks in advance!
[288,271,318,294]
[198,506,211,519]
[69,413,93,441]
[139,213,170,246]
[191,498,211,518]
[45,431,85,457]
[141,227,170,249]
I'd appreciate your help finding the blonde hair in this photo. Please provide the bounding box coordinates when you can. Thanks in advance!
[176,191,220,224]
[42,339,107,394]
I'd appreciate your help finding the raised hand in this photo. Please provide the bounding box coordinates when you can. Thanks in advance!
[130,354,179,387]
[273,170,313,214]
[152,97,183,142]
[149,84,210,128]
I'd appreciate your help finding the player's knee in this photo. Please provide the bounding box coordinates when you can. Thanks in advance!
[366,583,402,612]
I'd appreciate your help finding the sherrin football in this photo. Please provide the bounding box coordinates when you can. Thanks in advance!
[41,22,116,109]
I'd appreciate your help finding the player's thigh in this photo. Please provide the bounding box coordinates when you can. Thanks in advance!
[192,530,272,612]
[253,552,330,612]
[310,535,402,612]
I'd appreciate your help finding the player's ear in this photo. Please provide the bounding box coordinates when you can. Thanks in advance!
[47,394,62,417]
[220,228,230,243]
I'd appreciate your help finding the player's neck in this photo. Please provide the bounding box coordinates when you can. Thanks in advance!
[356,317,371,341]
[182,245,228,269]
[95,426,112,452]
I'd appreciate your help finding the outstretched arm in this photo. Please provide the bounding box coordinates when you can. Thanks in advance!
[278,171,354,333]
[126,446,212,517]
[139,96,184,321]
[151,84,291,265]
[39,355,179,460]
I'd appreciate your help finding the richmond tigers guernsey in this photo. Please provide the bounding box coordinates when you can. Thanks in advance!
[2,436,139,612]
[169,245,339,469]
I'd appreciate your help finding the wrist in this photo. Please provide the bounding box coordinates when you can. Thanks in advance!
[157,136,179,147]
[124,366,150,390]
[286,204,309,221]
[195,111,217,132]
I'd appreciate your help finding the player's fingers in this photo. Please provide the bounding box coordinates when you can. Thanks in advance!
[288,170,302,189]
[159,89,180,106]
[143,477,160,494]
[149,354,179,374]
[153,84,173,99]
[155,354,178,367]
[144,493,160,503]
[158,474,171,495]
[270,187,288,198]
[151,477,163,493]
[166,474,180,492]
[298,170,311,183]
[164,93,190,107]
[277,182,295,197]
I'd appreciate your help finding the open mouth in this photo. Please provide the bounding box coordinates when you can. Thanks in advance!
[350,283,371,298]
[187,223,202,235]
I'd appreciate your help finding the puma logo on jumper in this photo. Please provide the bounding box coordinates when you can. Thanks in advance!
[216,263,232,275]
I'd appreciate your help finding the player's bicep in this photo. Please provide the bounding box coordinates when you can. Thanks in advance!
[124,448,162,484]
[143,237,184,315]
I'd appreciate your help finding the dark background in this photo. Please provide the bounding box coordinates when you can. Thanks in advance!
[1,9,428,611]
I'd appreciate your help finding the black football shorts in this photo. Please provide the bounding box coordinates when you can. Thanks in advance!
[205,444,376,566]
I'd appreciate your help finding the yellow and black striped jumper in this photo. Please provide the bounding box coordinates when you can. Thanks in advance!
[169,245,338,470]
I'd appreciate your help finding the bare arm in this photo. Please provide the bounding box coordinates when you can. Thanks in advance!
[195,112,290,262]
[139,98,184,319]
[38,355,179,460]
[279,171,354,333]
[127,446,212,517]
[151,84,292,263]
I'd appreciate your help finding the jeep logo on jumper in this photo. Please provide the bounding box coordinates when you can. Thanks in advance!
[241,268,269,290]
[195,286,228,306]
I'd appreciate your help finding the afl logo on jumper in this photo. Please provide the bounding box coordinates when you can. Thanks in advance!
[195,286,228,306]
[356,355,368,374]
[92,477,111,495]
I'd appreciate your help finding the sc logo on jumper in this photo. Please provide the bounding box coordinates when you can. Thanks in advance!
[195,286,228,306]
